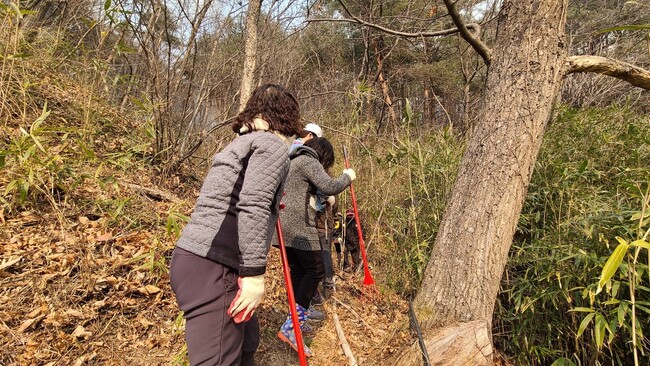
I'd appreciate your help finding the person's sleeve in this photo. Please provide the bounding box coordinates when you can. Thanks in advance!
[237,138,289,276]
[303,159,351,195]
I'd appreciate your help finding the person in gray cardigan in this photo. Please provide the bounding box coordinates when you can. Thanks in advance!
[277,137,356,357]
[170,84,303,366]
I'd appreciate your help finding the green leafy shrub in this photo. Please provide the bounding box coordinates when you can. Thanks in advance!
[349,102,463,296]
[494,105,650,365]
[1,103,73,212]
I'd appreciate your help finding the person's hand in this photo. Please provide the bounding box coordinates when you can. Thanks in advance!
[228,275,264,323]
[343,168,356,181]
[327,195,336,206]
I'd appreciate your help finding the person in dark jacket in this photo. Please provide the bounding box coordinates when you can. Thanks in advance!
[331,212,344,269]
[169,84,303,366]
[277,137,355,357]
[343,208,363,272]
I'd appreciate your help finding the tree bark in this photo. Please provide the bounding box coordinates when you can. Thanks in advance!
[396,321,492,366]
[407,0,569,364]
[238,0,262,111]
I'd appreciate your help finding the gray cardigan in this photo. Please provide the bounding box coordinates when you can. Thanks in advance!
[281,146,352,251]
[175,131,290,276]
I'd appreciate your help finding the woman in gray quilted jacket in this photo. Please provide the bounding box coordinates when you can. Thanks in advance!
[277,137,356,356]
[169,84,303,366]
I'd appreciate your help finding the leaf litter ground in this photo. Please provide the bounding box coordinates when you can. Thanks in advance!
[0,192,414,365]
[0,59,414,365]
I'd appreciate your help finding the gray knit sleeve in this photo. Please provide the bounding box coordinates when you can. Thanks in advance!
[302,158,352,195]
[237,135,290,276]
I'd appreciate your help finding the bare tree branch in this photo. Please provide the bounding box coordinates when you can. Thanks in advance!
[441,0,491,66]
[306,17,482,39]
[332,311,358,366]
[171,117,235,170]
[121,182,181,203]
[308,0,490,65]
[565,55,650,90]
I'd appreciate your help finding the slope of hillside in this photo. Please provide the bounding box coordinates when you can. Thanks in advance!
[0,56,413,365]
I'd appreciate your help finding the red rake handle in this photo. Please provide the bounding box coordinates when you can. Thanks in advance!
[343,146,375,286]
[276,217,308,365]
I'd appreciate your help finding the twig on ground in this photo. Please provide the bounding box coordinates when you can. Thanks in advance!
[333,310,358,366]
[121,182,181,203]
[332,296,375,334]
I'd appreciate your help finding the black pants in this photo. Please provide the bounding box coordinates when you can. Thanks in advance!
[170,248,259,366]
[286,247,325,309]
[319,234,335,286]
[344,241,361,270]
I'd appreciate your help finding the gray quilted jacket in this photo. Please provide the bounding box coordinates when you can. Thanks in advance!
[281,146,352,251]
[175,131,290,276]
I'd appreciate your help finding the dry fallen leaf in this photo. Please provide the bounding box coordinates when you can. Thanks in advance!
[23,338,39,353]
[0,256,22,271]
[73,351,97,366]
[44,311,66,327]
[65,309,85,318]
[26,307,43,318]
[39,272,59,289]
[71,325,92,339]
[96,232,113,242]
[138,285,161,295]
[18,315,45,332]
[92,300,106,310]
[138,318,156,328]
[145,335,162,349]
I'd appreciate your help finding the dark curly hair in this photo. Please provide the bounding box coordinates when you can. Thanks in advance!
[304,137,335,170]
[232,84,302,136]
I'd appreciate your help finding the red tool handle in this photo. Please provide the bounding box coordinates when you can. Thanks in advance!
[343,146,375,286]
[276,216,308,365]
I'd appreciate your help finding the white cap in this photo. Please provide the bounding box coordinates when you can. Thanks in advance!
[304,123,323,138]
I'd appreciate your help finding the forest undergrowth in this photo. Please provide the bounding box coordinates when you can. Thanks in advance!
[0,23,417,366]
[495,106,650,366]
[2,5,650,365]
[0,70,416,365]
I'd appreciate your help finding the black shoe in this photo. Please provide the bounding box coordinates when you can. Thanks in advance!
[308,306,325,321]
[322,283,335,299]
[311,291,324,306]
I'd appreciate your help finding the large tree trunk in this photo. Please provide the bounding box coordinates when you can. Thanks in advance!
[407,1,569,364]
